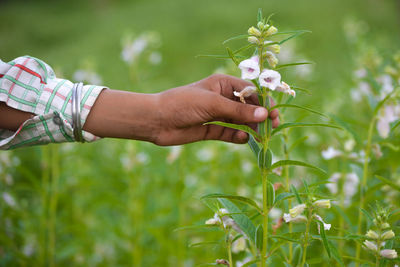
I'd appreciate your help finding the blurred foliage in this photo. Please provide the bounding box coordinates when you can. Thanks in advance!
[0,0,400,266]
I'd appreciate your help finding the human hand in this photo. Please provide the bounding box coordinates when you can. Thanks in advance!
[152,74,279,146]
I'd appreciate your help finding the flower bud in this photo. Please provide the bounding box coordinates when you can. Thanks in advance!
[313,199,331,209]
[205,218,220,225]
[380,249,398,259]
[248,36,260,44]
[257,21,265,30]
[265,26,278,36]
[381,222,390,229]
[268,44,281,54]
[366,230,379,239]
[381,230,395,240]
[264,51,278,68]
[289,204,306,218]
[363,240,378,251]
[248,26,261,37]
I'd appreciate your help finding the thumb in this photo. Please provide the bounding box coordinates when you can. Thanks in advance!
[213,96,268,123]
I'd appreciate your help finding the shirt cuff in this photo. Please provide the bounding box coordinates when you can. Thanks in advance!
[0,56,106,150]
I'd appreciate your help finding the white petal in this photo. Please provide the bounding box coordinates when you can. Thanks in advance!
[259,69,281,90]
[238,58,260,80]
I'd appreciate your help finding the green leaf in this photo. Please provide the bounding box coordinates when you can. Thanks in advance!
[242,259,260,267]
[267,181,275,208]
[189,241,220,248]
[328,241,345,266]
[255,225,263,251]
[275,62,314,70]
[265,13,275,25]
[329,114,362,145]
[248,135,261,158]
[270,160,326,175]
[274,192,295,205]
[391,119,400,131]
[291,86,312,95]
[278,30,311,44]
[315,220,331,258]
[174,224,222,232]
[292,244,303,266]
[288,136,309,153]
[218,198,256,244]
[274,30,312,36]
[271,104,328,118]
[257,8,263,22]
[233,43,256,55]
[201,193,262,214]
[271,122,342,136]
[291,185,302,204]
[360,208,374,222]
[373,89,396,116]
[375,175,400,192]
[222,34,250,45]
[204,121,260,140]
[226,47,240,65]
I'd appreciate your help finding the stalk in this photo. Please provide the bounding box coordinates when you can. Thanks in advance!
[39,146,50,266]
[355,116,376,265]
[300,208,313,267]
[227,233,233,267]
[260,94,272,267]
[48,145,60,267]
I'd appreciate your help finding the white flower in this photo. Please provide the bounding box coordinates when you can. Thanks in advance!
[231,237,246,253]
[149,51,162,65]
[326,172,359,206]
[344,139,356,152]
[354,68,367,78]
[366,230,379,239]
[276,81,296,97]
[265,51,278,68]
[313,214,331,233]
[233,86,257,103]
[2,192,16,208]
[381,230,395,240]
[238,56,260,80]
[380,249,398,259]
[283,213,307,223]
[378,74,394,99]
[259,69,281,90]
[377,105,400,138]
[289,204,306,218]
[313,199,331,209]
[269,208,282,220]
[196,147,214,162]
[205,218,221,225]
[166,146,182,164]
[363,240,378,251]
[322,147,342,160]
[136,152,150,164]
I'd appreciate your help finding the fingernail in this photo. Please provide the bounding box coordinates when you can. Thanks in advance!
[254,107,268,119]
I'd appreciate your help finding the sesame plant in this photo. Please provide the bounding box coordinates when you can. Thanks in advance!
[184,10,352,267]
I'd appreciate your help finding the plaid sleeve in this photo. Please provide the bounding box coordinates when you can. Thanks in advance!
[0,56,106,150]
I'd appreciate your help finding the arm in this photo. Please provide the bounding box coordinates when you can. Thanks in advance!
[1,74,279,146]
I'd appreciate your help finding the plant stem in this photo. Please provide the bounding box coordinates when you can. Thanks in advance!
[48,145,60,267]
[301,208,313,267]
[355,116,376,266]
[227,233,233,267]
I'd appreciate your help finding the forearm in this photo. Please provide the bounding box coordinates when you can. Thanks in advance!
[83,89,160,142]
[0,102,34,131]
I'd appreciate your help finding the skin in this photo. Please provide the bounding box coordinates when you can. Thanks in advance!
[0,74,279,146]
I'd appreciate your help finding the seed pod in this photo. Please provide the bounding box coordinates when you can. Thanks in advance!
[258,148,272,169]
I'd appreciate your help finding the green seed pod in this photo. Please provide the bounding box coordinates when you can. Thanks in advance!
[258,148,272,169]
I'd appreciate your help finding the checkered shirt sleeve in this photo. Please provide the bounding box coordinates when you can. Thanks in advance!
[0,56,106,150]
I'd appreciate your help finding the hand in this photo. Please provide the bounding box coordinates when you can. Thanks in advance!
[153,74,279,146]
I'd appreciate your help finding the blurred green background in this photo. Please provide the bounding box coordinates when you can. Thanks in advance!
[0,0,399,266]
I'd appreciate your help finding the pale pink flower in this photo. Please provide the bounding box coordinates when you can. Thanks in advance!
[313,214,331,233]
[322,147,342,160]
[233,86,257,103]
[377,105,400,138]
[238,56,260,80]
[259,69,281,90]
[380,249,398,259]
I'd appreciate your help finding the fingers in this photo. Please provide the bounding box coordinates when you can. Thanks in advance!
[213,96,268,123]
[208,74,253,99]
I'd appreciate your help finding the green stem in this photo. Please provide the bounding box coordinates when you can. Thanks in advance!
[301,208,313,267]
[48,145,59,267]
[227,233,233,267]
[39,146,50,266]
[355,116,376,266]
